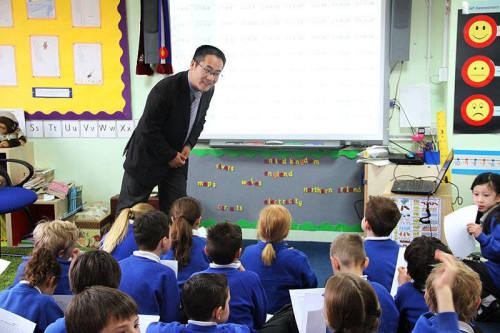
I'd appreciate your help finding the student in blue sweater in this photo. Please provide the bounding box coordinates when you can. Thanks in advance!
[240,205,317,314]
[65,286,140,333]
[0,249,63,332]
[160,197,210,291]
[147,273,250,333]
[11,219,79,295]
[395,236,451,332]
[464,172,500,322]
[330,233,399,333]
[194,222,267,332]
[324,273,381,333]
[119,210,180,323]
[362,196,401,292]
[45,250,122,333]
[101,203,155,261]
[413,251,482,333]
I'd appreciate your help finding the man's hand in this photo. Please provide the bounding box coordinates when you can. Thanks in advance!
[168,152,187,168]
[467,223,482,238]
[181,145,191,159]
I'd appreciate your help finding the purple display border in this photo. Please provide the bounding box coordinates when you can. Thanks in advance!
[26,0,132,120]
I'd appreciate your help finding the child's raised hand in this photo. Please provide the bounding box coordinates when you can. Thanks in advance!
[466,223,482,238]
[432,250,458,314]
[397,266,411,286]
[432,250,458,292]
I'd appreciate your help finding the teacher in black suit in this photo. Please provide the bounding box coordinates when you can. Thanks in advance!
[116,45,226,216]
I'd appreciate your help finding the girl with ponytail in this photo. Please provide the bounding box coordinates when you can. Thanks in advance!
[161,197,210,291]
[101,203,155,261]
[240,205,317,314]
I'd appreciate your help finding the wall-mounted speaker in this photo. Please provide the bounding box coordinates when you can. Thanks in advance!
[390,0,412,62]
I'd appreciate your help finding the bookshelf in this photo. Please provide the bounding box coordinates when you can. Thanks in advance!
[5,197,68,246]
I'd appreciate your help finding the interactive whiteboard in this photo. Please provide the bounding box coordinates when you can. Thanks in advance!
[170,0,390,143]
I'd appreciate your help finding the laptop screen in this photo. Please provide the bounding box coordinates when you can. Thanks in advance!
[434,149,454,187]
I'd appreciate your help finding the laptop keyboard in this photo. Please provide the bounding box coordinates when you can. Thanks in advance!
[403,179,428,191]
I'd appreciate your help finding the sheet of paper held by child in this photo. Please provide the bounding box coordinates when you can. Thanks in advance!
[444,205,478,260]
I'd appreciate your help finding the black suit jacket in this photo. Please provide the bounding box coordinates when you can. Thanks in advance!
[123,71,214,187]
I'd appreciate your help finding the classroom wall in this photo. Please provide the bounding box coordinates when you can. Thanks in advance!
[29,0,497,210]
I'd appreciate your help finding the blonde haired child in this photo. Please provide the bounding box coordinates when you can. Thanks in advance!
[101,202,154,261]
[240,205,317,314]
[161,197,210,291]
[324,273,381,333]
[0,249,64,332]
[11,219,78,295]
[330,233,399,333]
[413,251,482,332]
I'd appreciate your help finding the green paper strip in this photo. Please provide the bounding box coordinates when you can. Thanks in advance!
[200,220,362,232]
[192,148,361,159]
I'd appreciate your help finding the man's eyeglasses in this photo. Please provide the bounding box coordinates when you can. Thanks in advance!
[196,61,223,79]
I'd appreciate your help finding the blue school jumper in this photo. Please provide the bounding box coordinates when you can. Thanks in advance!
[394,281,429,332]
[194,264,267,332]
[45,317,66,333]
[363,237,400,292]
[413,311,462,333]
[119,252,180,323]
[161,235,210,292]
[476,215,500,290]
[367,280,399,333]
[0,282,64,333]
[147,321,251,333]
[240,240,318,314]
[103,222,139,262]
[12,256,72,295]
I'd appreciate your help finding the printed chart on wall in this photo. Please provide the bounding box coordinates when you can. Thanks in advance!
[452,149,500,174]
[390,197,441,246]
[0,0,131,120]
[187,149,364,232]
[454,7,500,133]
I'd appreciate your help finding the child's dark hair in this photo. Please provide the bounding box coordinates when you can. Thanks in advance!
[170,197,202,268]
[193,45,226,67]
[206,222,242,265]
[69,250,121,294]
[365,196,401,236]
[404,236,452,290]
[182,273,229,321]
[65,286,138,333]
[133,210,169,251]
[21,248,61,287]
[471,172,500,234]
[324,273,381,333]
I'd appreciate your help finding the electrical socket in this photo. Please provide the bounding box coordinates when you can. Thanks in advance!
[429,122,437,135]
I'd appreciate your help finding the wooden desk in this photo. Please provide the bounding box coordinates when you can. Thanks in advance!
[383,182,452,246]
[364,163,442,202]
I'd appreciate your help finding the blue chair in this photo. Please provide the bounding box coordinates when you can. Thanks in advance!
[0,159,38,255]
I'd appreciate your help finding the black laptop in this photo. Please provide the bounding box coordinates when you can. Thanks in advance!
[391,149,454,195]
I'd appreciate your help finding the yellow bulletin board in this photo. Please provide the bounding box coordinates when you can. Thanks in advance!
[0,0,131,120]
